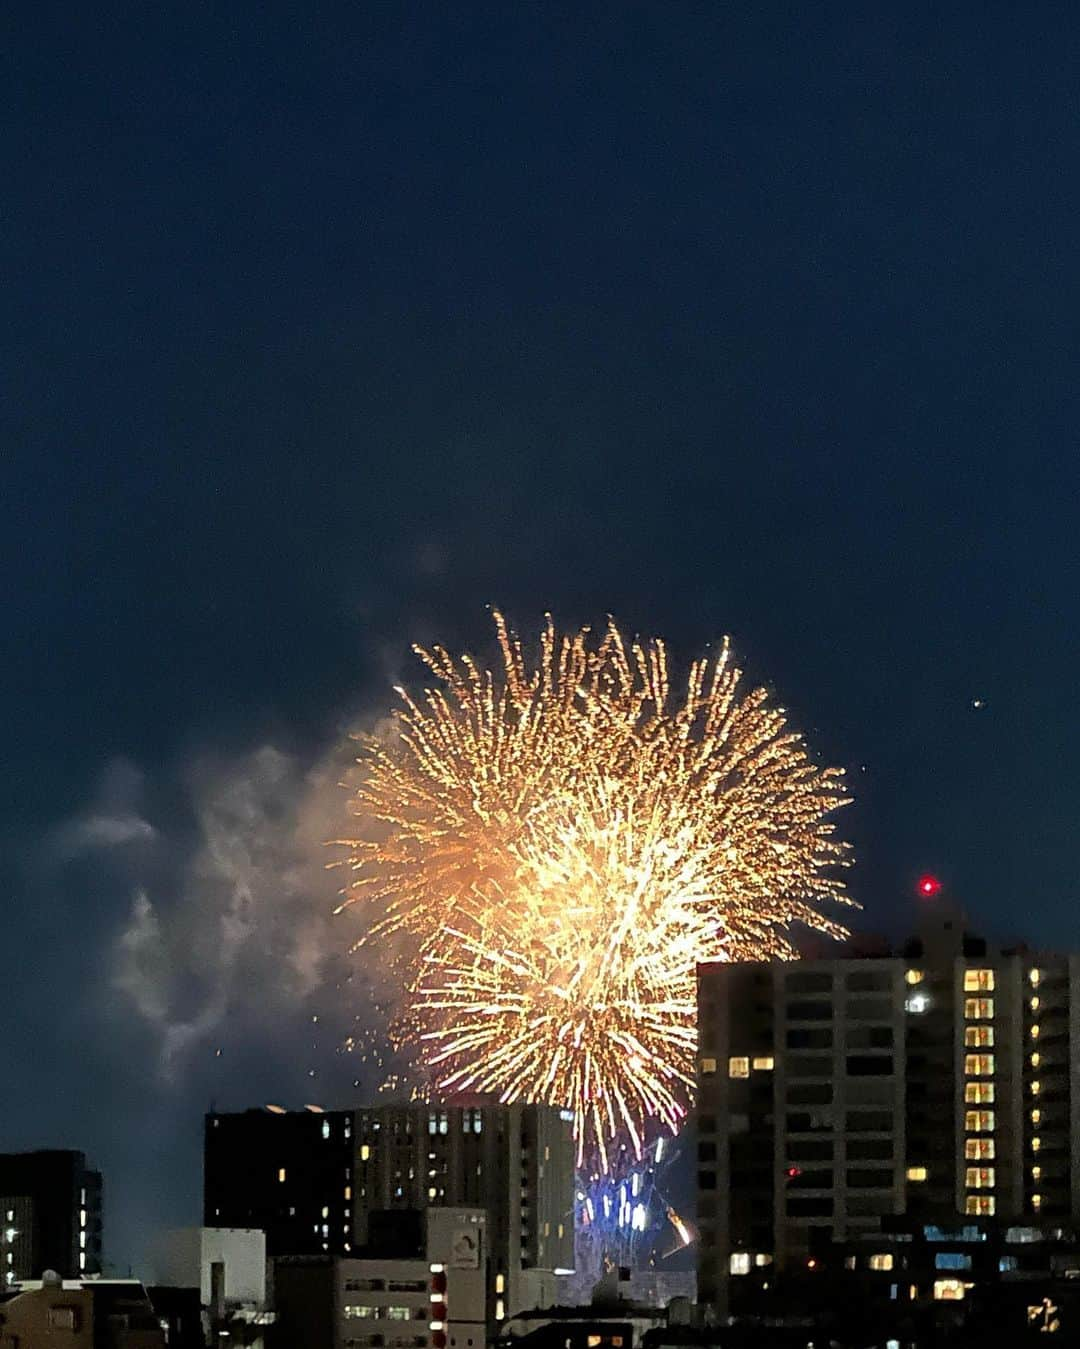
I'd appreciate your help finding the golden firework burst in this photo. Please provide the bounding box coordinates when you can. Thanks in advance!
[336,613,851,1168]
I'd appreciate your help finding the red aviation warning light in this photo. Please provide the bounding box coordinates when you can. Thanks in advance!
[918,874,942,899]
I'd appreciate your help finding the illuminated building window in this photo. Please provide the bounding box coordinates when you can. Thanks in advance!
[1031,1052,1041,1069]
[1031,1109,1042,1126]
[965,1083,995,1105]
[1030,996,1040,1013]
[1031,1080,1041,1097]
[965,1195,995,1216]
[869,1254,894,1271]
[1032,1136,1042,1153]
[905,969,924,985]
[934,1278,966,1301]
[699,1057,717,1075]
[907,1166,928,1182]
[964,969,995,992]
[728,1057,750,1079]
[344,1186,351,1200]
[965,1110,994,1132]
[277,1169,286,1183]
[752,1056,775,1071]
[964,998,994,1020]
[1030,968,1041,986]
[1032,1166,1042,1182]
[966,1139,995,1161]
[965,1167,995,1190]
[729,1252,751,1275]
[360,1144,371,1161]
[754,1253,773,1267]
[1031,1023,1040,1040]
[1033,1193,1043,1211]
[965,1026,994,1048]
[964,1054,994,1077]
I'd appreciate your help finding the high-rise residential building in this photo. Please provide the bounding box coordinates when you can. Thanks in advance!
[695,903,1080,1316]
[0,1150,103,1282]
[353,1103,575,1325]
[204,1108,355,1257]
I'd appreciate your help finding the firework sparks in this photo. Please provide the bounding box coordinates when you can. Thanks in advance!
[336,613,851,1169]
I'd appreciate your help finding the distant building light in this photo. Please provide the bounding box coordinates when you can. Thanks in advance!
[905,992,930,1014]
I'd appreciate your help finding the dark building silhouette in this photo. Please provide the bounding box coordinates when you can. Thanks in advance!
[0,1150,102,1282]
[204,1108,355,1257]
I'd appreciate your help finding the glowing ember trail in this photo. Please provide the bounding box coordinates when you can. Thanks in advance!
[336,613,852,1171]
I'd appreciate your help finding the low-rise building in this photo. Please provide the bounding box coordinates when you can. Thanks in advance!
[0,1272,164,1347]
[274,1206,486,1349]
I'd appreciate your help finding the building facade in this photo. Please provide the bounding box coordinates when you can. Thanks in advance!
[695,906,1080,1315]
[352,1103,574,1323]
[274,1207,487,1349]
[0,1151,103,1283]
[204,1108,355,1256]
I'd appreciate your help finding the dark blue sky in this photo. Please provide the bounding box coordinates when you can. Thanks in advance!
[6,2,1080,1270]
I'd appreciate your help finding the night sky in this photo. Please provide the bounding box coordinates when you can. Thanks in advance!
[7,2,1080,1272]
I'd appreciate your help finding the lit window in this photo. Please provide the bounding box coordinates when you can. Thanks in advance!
[965,1195,995,1216]
[79,1251,86,1270]
[965,1110,995,1132]
[1032,1193,1043,1211]
[965,1167,995,1189]
[1031,1052,1041,1069]
[1032,1136,1042,1153]
[360,1144,370,1161]
[1031,1023,1040,1040]
[495,1298,505,1321]
[321,1206,329,1219]
[906,991,930,1014]
[935,1252,972,1271]
[964,998,994,1020]
[1031,1109,1041,1126]
[965,1139,995,1161]
[964,1054,994,1077]
[869,1254,894,1271]
[344,1186,351,1200]
[495,1274,505,1294]
[730,1252,751,1275]
[906,1166,928,1182]
[1030,996,1040,1013]
[754,1253,773,1267]
[905,969,924,985]
[1029,968,1041,986]
[699,1057,717,1075]
[322,1120,331,1140]
[964,1026,994,1048]
[752,1056,775,1071]
[1031,1080,1041,1096]
[80,1231,86,1249]
[80,1210,87,1228]
[964,969,995,992]
[728,1057,750,1079]
[587,1338,603,1348]
[934,1278,966,1301]
[965,1083,995,1104]
[1032,1166,1042,1182]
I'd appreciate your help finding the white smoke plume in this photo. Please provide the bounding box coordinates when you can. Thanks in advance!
[105,743,359,1081]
